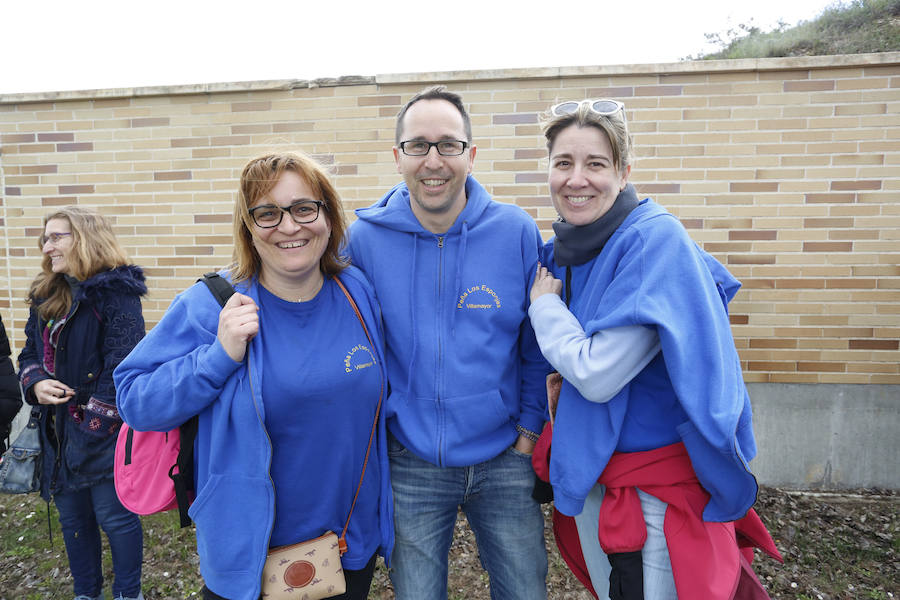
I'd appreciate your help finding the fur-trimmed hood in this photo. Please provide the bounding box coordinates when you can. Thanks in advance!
[73,264,147,305]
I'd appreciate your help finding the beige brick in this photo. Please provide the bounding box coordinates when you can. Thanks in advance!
[708,95,758,107]
[837,77,891,91]
[781,155,830,167]
[0,58,897,382]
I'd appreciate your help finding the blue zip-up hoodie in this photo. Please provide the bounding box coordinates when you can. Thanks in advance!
[347,176,547,467]
[543,199,758,523]
[114,267,393,600]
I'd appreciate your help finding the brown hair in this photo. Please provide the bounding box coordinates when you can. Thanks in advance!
[27,206,130,321]
[230,152,348,284]
[395,85,473,145]
[541,100,634,174]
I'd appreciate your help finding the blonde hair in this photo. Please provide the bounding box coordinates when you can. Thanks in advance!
[27,206,130,321]
[541,100,634,174]
[230,152,348,284]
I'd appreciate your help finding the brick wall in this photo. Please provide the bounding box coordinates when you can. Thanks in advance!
[1,54,898,385]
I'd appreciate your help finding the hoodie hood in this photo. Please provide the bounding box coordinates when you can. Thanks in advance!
[354,176,492,234]
[75,264,147,305]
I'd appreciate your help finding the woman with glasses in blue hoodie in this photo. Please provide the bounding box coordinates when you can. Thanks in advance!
[115,152,393,600]
[528,100,780,600]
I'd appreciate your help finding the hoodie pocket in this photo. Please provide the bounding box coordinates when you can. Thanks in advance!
[390,390,511,463]
[441,389,510,450]
[189,473,271,575]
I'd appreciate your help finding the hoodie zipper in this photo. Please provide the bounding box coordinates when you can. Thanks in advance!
[246,347,276,595]
[436,235,445,467]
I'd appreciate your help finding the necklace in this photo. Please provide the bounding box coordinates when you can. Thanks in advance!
[260,272,325,303]
[296,275,324,302]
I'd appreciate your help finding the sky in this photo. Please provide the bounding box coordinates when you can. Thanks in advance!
[3,0,841,96]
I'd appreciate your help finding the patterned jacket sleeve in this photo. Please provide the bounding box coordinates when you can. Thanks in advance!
[17,309,50,405]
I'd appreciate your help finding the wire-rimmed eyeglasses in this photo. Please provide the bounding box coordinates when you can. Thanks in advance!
[550,99,625,118]
[398,140,469,157]
[40,232,72,246]
[249,200,325,229]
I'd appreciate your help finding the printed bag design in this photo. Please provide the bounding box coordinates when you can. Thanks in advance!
[261,531,346,599]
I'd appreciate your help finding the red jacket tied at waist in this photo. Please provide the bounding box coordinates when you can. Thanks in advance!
[534,426,782,599]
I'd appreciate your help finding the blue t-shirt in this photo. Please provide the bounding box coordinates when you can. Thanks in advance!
[257,279,381,561]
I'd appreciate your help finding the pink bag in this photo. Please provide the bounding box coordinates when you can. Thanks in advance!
[114,422,195,526]
[113,273,230,525]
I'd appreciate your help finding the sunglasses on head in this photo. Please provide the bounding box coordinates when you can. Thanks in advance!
[550,99,625,118]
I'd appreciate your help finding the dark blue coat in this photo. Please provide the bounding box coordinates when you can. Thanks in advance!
[18,265,146,500]
[0,314,23,449]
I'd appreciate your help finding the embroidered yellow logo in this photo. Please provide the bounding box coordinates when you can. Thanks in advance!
[457,284,502,309]
[344,344,376,374]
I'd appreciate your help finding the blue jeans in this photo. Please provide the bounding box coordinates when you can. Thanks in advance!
[54,480,143,598]
[574,484,677,600]
[388,434,548,600]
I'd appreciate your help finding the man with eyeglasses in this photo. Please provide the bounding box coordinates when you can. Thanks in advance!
[347,86,548,599]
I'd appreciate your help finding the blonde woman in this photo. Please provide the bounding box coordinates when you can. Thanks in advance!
[529,100,780,599]
[18,206,146,600]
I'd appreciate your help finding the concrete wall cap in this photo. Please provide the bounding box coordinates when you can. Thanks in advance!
[2,52,898,105]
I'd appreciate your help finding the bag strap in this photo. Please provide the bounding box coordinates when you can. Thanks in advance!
[200,272,236,306]
[165,273,235,528]
[334,275,383,556]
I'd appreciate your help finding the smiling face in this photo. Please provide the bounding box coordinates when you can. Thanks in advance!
[549,124,631,226]
[42,217,75,275]
[394,99,476,233]
[250,170,331,290]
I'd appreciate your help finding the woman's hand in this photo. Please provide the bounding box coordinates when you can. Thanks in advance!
[530,265,562,303]
[34,379,75,405]
[217,293,259,363]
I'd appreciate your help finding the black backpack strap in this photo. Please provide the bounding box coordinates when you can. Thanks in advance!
[169,273,235,528]
[169,415,199,528]
[199,272,236,307]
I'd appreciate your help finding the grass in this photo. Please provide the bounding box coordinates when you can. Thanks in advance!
[2,487,897,599]
[688,0,900,60]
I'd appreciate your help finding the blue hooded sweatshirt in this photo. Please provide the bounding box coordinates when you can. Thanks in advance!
[347,176,547,467]
[543,199,759,523]
[114,267,393,600]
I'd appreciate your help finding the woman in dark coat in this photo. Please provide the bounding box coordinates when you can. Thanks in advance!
[0,313,22,453]
[18,206,146,600]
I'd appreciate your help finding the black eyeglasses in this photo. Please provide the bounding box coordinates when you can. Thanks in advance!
[398,140,469,157]
[40,232,72,246]
[551,99,625,118]
[249,200,325,228]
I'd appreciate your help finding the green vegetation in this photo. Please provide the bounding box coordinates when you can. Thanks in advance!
[2,488,897,599]
[688,0,900,60]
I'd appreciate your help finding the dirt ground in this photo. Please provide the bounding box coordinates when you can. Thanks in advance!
[1,486,896,599]
[377,486,898,600]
